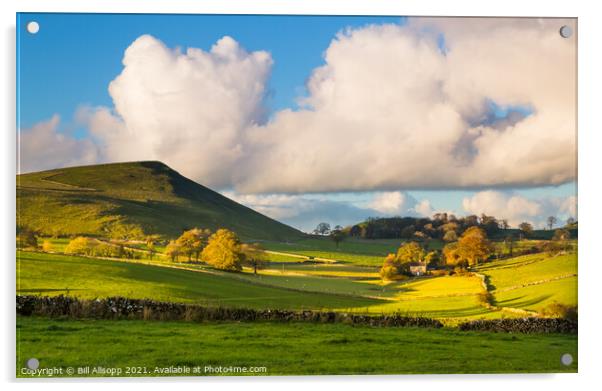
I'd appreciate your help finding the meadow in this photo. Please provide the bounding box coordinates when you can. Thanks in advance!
[16,251,378,310]
[16,316,577,377]
[476,253,577,313]
[17,247,578,321]
[16,236,578,377]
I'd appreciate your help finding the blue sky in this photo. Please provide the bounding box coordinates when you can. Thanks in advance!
[18,13,403,130]
[17,14,577,231]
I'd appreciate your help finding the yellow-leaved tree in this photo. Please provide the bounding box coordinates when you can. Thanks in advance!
[456,226,493,266]
[201,229,244,271]
[176,228,211,262]
[64,236,97,256]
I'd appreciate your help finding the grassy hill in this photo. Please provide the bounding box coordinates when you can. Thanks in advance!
[17,161,303,241]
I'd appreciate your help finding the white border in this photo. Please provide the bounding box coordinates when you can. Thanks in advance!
[3,1,601,390]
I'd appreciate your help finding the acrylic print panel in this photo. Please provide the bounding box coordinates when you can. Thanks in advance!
[16,13,577,377]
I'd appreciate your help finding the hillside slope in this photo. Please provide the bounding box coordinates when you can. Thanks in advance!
[17,161,303,241]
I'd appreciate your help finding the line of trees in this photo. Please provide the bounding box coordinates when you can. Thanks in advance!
[312,223,348,248]
[164,228,269,272]
[18,223,271,274]
[346,214,576,241]
[64,236,142,259]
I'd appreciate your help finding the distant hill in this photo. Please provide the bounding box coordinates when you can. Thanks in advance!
[17,161,304,241]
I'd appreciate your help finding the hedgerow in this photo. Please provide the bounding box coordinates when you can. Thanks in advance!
[16,295,443,329]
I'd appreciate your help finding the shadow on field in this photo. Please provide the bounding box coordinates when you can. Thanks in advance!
[496,294,552,309]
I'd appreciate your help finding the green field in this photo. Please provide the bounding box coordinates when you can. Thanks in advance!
[477,253,577,312]
[261,237,444,266]
[494,277,578,312]
[17,251,378,310]
[17,248,578,320]
[17,316,577,376]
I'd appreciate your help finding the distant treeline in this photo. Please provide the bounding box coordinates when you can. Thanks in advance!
[345,213,578,240]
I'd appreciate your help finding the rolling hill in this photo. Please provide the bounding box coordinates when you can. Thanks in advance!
[16,161,304,241]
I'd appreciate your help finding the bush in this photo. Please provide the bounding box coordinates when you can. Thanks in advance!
[541,302,578,321]
[91,243,121,258]
[429,269,450,277]
[379,265,399,281]
[41,240,53,252]
[64,237,97,256]
[477,292,494,306]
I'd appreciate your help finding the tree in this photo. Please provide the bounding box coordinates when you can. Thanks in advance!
[547,216,558,230]
[147,241,156,260]
[441,222,458,233]
[566,217,576,227]
[379,254,400,281]
[17,228,38,249]
[201,229,244,271]
[504,234,515,257]
[518,222,533,239]
[65,237,96,256]
[424,251,439,266]
[330,227,346,248]
[165,240,181,262]
[443,230,458,242]
[314,222,331,236]
[349,225,362,237]
[396,241,425,263]
[456,227,493,267]
[400,225,415,239]
[395,241,425,273]
[42,240,53,252]
[176,228,211,262]
[107,223,144,241]
[553,228,571,241]
[479,214,500,236]
[145,234,161,260]
[546,228,572,254]
[500,219,509,231]
[465,215,479,227]
[443,242,461,267]
[241,243,269,274]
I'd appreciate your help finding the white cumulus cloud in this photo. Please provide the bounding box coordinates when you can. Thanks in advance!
[84,34,273,189]
[462,190,577,228]
[236,18,576,193]
[18,115,100,174]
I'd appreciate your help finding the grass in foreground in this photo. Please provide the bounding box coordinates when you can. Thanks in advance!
[17,316,577,377]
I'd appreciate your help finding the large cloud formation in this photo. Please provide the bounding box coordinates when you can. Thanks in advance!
[24,18,576,194]
[83,34,273,189]
[239,18,576,192]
